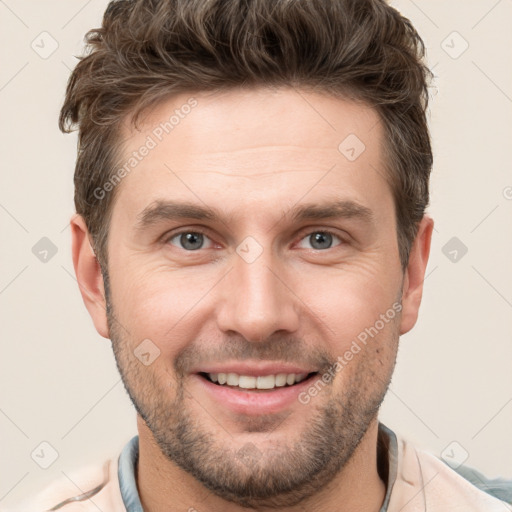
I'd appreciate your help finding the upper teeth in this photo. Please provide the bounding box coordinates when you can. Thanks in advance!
[208,372,308,389]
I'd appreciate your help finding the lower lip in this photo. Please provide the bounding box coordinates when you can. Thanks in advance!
[191,373,319,415]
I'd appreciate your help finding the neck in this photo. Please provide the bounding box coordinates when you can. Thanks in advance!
[136,417,386,512]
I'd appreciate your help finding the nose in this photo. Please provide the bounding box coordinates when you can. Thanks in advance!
[215,245,300,342]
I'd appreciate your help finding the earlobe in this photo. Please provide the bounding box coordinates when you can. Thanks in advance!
[399,215,434,335]
[70,214,110,339]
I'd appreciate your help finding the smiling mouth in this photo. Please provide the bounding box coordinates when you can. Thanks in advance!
[198,372,319,391]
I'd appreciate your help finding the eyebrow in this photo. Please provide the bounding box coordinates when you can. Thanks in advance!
[135,198,374,231]
[289,200,373,223]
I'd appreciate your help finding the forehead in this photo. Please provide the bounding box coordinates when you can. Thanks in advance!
[113,87,392,227]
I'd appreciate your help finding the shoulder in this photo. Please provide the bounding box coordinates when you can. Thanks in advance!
[4,456,125,512]
[389,434,512,512]
[452,462,512,504]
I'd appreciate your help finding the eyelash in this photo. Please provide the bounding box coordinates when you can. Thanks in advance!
[164,228,346,251]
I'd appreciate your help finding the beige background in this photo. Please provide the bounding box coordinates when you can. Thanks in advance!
[1,0,511,507]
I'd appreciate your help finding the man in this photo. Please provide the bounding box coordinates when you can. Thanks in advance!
[13,0,511,510]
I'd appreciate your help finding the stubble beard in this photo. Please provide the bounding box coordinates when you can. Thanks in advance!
[105,287,399,508]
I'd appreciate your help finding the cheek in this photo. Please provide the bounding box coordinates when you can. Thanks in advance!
[108,265,218,355]
[297,264,400,345]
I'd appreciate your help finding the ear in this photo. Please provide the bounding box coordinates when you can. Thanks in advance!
[70,214,110,339]
[399,215,434,335]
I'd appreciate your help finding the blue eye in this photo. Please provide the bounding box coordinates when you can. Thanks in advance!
[168,231,213,251]
[297,231,343,250]
[166,229,343,252]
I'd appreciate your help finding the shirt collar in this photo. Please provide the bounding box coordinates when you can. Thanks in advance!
[118,422,398,511]
[118,434,144,512]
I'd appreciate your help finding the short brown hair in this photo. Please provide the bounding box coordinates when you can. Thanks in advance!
[60,0,433,270]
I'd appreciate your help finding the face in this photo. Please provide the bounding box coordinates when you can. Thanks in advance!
[103,87,405,507]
